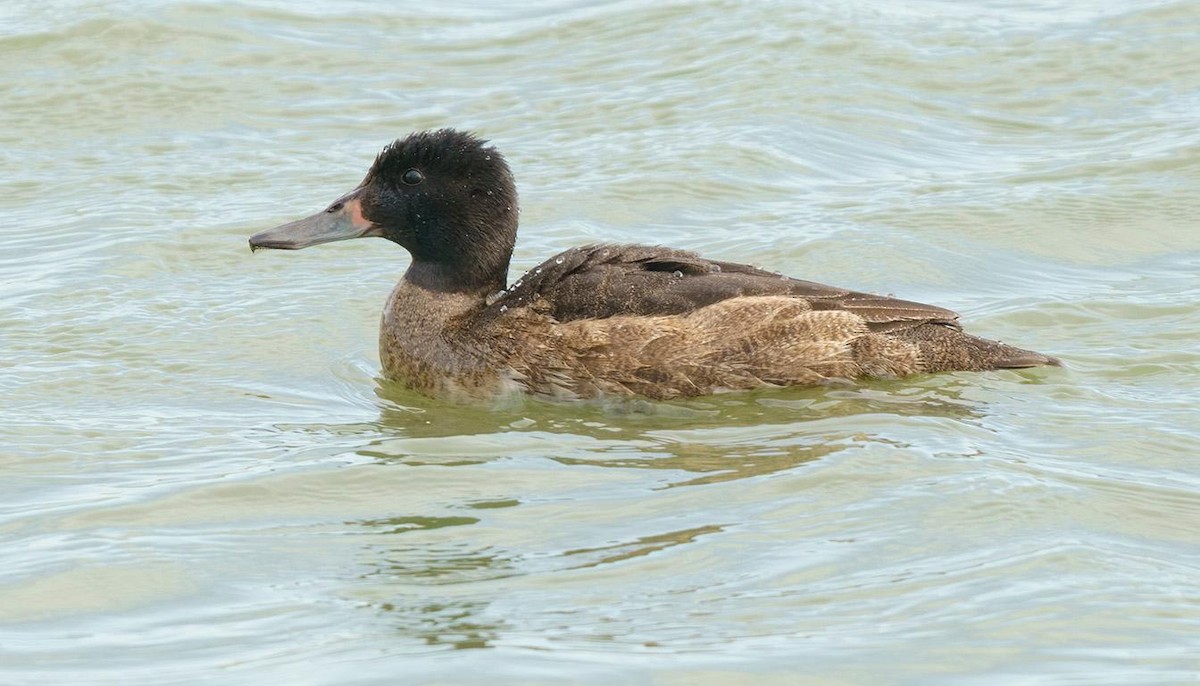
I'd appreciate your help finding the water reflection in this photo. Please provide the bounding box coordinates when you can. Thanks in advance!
[350,375,986,489]
[360,515,482,536]
[345,495,529,652]
[367,374,984,438]
[563,524,724,569]
[355,515,511,649]
[378,599,501,651]
[551,440,847,488]
[347,375,989,651]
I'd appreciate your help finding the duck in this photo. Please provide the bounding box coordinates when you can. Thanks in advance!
[249,128,1059,400]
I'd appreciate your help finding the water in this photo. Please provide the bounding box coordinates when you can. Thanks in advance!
[3,1,1199,683]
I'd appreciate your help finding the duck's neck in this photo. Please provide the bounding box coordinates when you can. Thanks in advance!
[381,264,507,390]
[402,257,510,296]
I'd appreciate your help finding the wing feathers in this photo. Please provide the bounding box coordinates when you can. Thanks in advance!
[489,243,959,329]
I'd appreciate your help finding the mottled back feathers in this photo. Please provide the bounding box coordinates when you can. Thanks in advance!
[482,243,959,329]
[446,243,1058,399]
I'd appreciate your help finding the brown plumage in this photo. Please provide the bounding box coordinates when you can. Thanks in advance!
[250,129,1059,401]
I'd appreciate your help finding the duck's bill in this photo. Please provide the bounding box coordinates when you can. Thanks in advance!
[249,193,381,251]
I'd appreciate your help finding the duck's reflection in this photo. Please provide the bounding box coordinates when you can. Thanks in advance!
[345,376,983,648]
[375,372,976,425]
[354,375,981,484]
[562,524,725,568]
[353,515,511,649]
[378,599,500,650]
[551,440,845,488]
[352,517,727,649]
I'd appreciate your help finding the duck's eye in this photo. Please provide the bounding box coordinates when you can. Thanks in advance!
[401,169,424,186]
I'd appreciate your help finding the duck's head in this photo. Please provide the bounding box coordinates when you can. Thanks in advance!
[250,129,518,293]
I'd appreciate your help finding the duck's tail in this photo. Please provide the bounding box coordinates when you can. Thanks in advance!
[891,324,1061,372]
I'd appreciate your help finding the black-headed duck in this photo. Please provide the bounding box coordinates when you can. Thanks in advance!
[249,129,1059,400]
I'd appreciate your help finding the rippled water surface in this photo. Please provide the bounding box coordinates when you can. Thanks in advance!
[3,1,1199,683]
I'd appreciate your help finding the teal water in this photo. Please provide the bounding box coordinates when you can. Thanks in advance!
[2,1,1199,683]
